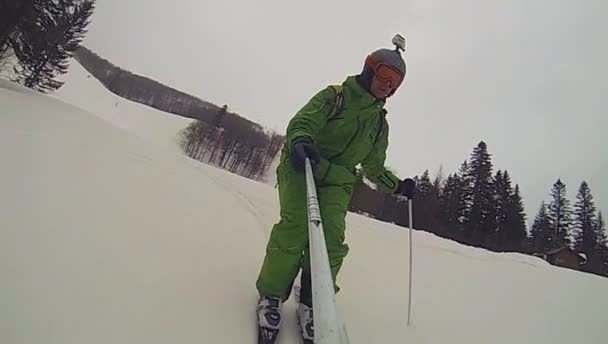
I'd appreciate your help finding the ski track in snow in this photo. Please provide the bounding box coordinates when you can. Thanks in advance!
[178,156,277,236]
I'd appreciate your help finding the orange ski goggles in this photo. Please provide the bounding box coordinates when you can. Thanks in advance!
[365,55,404,89]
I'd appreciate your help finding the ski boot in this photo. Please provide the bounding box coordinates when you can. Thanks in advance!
[256,295,283,344]
[296,301,314,344]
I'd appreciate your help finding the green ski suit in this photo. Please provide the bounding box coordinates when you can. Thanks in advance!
[256,75,401,301]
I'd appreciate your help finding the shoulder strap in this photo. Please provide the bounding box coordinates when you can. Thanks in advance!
[327,85,345,119]
[373,109,388,144]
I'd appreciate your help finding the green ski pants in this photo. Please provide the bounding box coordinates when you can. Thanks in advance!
[256,158,353,301]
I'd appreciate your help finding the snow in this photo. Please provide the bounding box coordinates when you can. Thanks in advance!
[260,154,281,186]
[54,60,193,152]
[0,52,18,81]
[2,78,608,344]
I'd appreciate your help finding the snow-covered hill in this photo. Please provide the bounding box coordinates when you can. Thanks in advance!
[54,60,281,185]
[55,60,193,152]
[1,79,607,344]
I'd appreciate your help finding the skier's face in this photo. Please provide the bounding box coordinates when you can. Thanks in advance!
[366,56,404,99]
[370,75,396,99]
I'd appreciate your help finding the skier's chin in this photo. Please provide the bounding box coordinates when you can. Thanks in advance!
[373,90,391,99]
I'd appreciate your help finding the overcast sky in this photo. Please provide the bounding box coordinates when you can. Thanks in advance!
[82,0,607,222]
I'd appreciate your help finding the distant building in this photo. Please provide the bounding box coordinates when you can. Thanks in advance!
[536,247,587,270]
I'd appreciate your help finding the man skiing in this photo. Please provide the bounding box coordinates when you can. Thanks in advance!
[256,38,417,344]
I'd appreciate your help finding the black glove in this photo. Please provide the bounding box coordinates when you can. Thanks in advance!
[290,139,321,172]
[395,178,416,199]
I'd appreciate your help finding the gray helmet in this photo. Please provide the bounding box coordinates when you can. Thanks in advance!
[366,48,406,76]
[359,48,406,94]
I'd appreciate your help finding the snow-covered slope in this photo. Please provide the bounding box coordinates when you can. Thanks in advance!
[2,79,607,344]
[54,60,193,152]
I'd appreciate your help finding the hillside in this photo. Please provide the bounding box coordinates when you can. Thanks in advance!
[1,79,607,344]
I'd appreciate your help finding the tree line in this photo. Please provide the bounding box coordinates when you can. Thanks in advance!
[70,46,286,181]
[529,180,607,276]
[179,115,283,181]
[74,46,269,135]
[351,141,526,251]
[349,141,607,277]
[1,0,95,92]
[73,46,234,124]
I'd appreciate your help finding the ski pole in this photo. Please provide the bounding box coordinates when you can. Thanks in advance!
[407,198,413,326]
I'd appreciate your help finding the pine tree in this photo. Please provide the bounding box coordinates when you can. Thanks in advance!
[413,170,441,233]
[530,202,551,253]
[213,105,228,128]
[465,141,495,246]
[458,160,473,228]
[573,181,597,255]
[0,0,34,53]
[440,162,472,241]
[11,0,95,92]
[434,165,445,191]
[490,171,526,252]
[490,170,509,250]
[417,170,433,196]
[593,212,608,275]
[504,184,527,252]
[440,173,464,231]
[546,179,573,250]
[595,211,607,250]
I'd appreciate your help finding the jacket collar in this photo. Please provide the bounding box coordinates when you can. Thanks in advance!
[343,75,386,110]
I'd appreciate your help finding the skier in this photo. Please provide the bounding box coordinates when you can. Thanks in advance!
[256,39,417,343]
